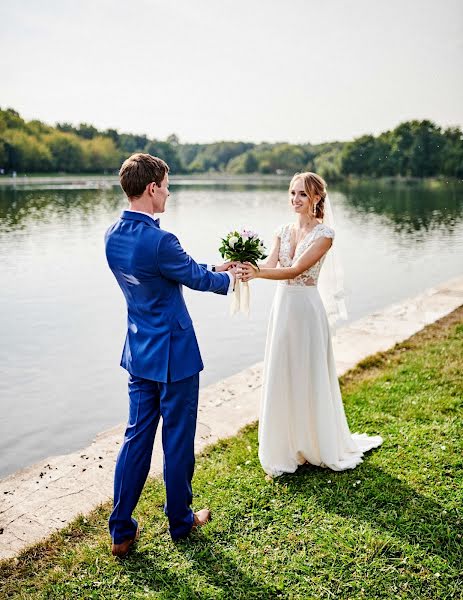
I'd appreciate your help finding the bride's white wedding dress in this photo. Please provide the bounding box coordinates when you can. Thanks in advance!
[259,222,383,476]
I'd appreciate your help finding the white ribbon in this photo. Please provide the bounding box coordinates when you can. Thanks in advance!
[230,279,250,316]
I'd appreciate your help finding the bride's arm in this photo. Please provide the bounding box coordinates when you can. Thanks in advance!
[260,235,280,268]
[240,237,332,282]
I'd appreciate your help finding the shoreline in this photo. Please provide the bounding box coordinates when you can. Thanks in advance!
[0,173,289,187]
[0,275,462,560]
[0,173,461,187]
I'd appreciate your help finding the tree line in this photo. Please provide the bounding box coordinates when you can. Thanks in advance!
[0,108,462,179]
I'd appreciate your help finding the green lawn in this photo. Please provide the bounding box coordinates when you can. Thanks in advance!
[1,308,462,599]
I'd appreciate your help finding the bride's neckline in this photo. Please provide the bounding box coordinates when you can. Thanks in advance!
[287,222,323,260]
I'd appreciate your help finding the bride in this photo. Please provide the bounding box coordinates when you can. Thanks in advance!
[238,172,382,476]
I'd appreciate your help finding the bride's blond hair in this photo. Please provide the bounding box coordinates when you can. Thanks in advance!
[289,172,327,219]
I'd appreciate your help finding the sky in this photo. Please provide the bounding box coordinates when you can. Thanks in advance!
[1,0,462,144]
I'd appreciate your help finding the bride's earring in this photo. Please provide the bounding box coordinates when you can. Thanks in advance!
[313,203,317,216]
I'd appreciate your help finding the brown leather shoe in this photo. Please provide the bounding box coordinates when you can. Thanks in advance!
[191,508,211,531]
[111,527,140,558]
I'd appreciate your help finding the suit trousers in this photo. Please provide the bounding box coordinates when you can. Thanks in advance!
[109,372,199,543]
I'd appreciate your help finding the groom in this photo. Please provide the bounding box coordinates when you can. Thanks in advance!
[105,153,235,557]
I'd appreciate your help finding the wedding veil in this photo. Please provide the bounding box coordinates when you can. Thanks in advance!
[317,194,348,329]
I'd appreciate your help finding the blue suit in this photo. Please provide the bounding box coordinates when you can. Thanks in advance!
[105,210,229,541]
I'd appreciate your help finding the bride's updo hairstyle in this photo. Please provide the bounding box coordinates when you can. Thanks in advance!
[289,172,327,220]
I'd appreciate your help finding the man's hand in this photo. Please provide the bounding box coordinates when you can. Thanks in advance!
[215,261,238,272]
[227,265,238,283]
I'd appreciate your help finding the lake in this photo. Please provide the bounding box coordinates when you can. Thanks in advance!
[1,179,462,478]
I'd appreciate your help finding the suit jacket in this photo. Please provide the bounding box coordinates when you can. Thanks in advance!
[105,210,230,383]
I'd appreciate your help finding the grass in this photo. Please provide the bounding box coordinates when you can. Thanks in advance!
[1,307,462,599]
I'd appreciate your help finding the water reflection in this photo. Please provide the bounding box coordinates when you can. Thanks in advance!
[337,182,463,235]
[0,187,123,232]
[1,181,462,237]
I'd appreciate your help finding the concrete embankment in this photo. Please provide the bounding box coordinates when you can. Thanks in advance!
[1,275,462,560]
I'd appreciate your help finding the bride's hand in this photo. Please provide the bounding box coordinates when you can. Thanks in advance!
[238,262,259,282]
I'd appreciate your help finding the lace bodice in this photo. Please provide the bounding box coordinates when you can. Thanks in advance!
[276,223,335,286]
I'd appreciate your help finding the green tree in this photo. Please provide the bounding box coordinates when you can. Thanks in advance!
[56,122,78,135]
[408,121,444,177]
[382,120,445,177]
[166,134,180,146]
[441,127,463,178]
[188,142,254,172]
[0,139,7,168]
[226,151,259,174]
[26,119,52,137]
[341,135,391,177]
[177,144,202,170]
[253,144,307,174]
[77,123,99,140]
[118,133,149,154]
[0,108,25,132]
[104,128,120,146]
[0,107,458,179]
[144,141,184,173]
[313,147,343,180]
[83,136,120,172]
[2,129,52,172]
[45,131,86,172]
[387,121,415,175]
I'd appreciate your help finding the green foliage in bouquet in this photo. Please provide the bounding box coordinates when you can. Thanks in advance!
[219,227,268,267]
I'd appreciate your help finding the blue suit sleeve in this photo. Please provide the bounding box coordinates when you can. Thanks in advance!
[158,233,230,295]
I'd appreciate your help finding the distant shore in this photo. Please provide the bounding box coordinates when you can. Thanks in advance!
[0,173,461,188]
[0,173,288,187]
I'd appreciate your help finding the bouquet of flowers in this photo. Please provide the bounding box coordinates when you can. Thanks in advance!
[219,227,267,315]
